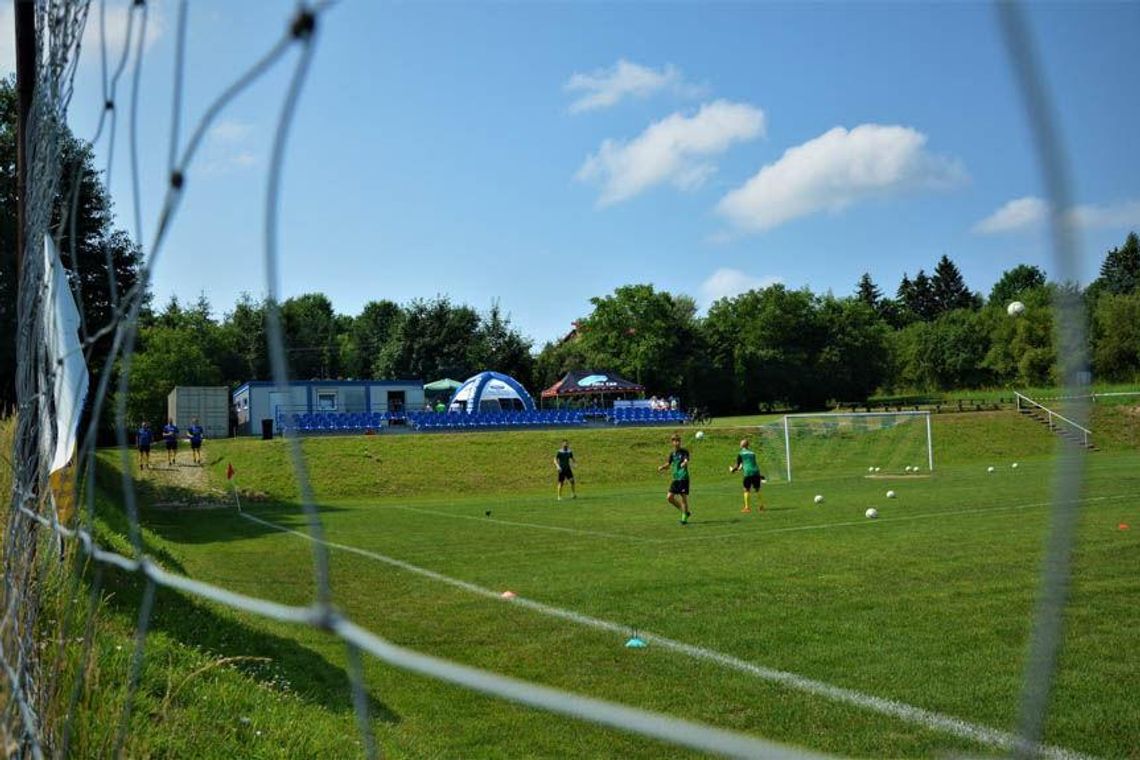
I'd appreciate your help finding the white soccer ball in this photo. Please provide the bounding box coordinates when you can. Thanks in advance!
[874,467,881,473]
[886,490,896,499]
[904,466,912,473]
[987,466,995,473]
[867,466,875,473]
[695,431,705,440]
[813,494,824,504]
[1007,301,1026,317]
[865,508,878,519]
[1012,462,1019,469]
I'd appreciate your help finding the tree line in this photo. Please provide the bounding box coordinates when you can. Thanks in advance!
[534,238,1140,413]
[122,293,535,426]
[3,76,1139,431]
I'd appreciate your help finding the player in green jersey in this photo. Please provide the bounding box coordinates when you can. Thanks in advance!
[554,440,576,500]
[729,438,765,513]
[657,434,692,524]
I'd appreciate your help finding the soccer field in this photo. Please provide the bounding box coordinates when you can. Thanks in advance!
[105,411,1140,759]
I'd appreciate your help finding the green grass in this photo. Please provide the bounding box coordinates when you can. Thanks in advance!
[871,382,1140,406]
[50,412,1140,757]
[0,414,12,528]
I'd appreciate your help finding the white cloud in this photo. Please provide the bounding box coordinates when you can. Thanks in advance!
[1,1,164,75]
[565,59,700,114]
[201,120,257,174]
[699,268,783,306]
[0,6,13,74]
[84,1,165,60]
[973,196,1140,234]
[971,196,1048,234]
[1068,199,1140,230]
[716,124,967,233]
[576,100,766,206]
[208,119,255,143]
[231,151,257,168]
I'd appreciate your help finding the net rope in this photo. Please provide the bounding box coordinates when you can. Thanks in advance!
[0,1,1093,758]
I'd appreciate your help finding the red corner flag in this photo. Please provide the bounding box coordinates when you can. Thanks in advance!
[226,463,236,481]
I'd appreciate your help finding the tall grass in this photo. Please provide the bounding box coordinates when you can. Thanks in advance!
[0,414,14,537]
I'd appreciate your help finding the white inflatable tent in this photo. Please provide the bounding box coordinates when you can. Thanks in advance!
[448,371,535,414]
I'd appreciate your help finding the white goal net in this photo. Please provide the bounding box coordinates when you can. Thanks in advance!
[781,412,934,482]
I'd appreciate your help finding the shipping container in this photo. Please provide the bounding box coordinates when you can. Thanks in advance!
[167,386,231,440]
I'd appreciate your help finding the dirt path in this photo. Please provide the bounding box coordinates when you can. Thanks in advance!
[138,457,230,510]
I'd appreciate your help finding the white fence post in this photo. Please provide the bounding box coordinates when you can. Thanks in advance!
[783,416,792,483]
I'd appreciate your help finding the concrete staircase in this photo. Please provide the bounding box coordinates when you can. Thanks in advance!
[1015,392,1097,451]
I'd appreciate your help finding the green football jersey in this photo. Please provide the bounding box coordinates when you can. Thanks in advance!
[668,449,690,480]
[737,448,760,476]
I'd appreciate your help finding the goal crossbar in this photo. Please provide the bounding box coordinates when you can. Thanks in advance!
[781,411,934,482]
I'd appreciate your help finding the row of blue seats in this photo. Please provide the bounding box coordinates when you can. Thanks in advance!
[610,409,687,425]
[408,411,586,430]
[280,411,405,433]
[276,408,687,434]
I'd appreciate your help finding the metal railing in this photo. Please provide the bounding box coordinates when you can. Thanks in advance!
[1014,391,1093,447]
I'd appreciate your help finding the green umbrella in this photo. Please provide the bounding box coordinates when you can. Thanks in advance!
[424,378,463,392]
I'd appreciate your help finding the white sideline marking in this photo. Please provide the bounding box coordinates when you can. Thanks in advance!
[240,511,1097,760]
[381,503,651,543]
[655,494,1135,546]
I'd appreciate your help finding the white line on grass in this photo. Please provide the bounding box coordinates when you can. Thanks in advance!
[380,503,652,543]
[653,494,1135,546]
[240,511,1098,760]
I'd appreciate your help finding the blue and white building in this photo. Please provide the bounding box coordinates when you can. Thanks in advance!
[232,379,424,435]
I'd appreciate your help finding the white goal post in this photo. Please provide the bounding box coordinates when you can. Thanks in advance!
[782,411,934,482]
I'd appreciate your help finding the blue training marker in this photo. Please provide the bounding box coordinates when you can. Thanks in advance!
[625,637,647,648]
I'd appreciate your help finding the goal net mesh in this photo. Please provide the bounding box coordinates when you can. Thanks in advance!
[0,1,1095,758]
[0,3,823,759]
[780,413,932,482]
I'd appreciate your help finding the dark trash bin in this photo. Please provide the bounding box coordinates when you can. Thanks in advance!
[261,419,274,440]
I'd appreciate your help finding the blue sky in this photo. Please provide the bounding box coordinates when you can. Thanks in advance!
[5,1,1139,346]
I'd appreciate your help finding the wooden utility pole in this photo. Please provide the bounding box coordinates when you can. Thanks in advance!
[14,0,36,288]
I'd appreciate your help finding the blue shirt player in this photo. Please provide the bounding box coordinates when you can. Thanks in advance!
[163,419,179,466]
[136,421,153,470]
[187,418,205,465]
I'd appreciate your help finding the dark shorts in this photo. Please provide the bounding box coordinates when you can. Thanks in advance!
[138,444,150,454]
[190,439,202,450]
[165,439,178,451]
[669,479,690,495]
[558,468,574,483]
[742,474,762,491]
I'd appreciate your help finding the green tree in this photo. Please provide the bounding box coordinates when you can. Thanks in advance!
[1091,292,1140,381]
[533,333,592,393]
[468,301,534,387]
[1090,231,1140,297]
[0,78,144,407]
[704,285,825,410]
[220,293,270,383]
[898,270,938,321]
[856,272,905,327]
[856,273,882,311]
[375,296,481,381]
[893,310,992,390]
[342,299,402,379]
[981,286,1055,386]
[123,302,226,426]
[931,255,978,314]
[281,293,341,379]
[574,284,699,396]
[989,264,1046,306]
[817,297,890,402]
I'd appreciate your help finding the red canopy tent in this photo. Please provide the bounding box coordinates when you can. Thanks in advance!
[541,370,644,399]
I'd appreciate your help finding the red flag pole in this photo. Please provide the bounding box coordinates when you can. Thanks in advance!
[226,463,241,513]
